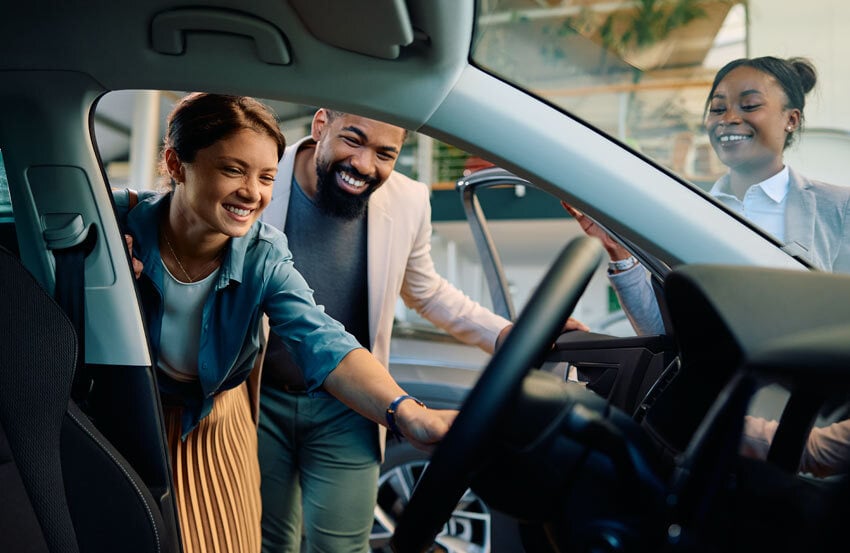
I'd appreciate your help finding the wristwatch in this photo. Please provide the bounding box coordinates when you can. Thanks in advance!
[385,394,426,440]
[608,255,638,274]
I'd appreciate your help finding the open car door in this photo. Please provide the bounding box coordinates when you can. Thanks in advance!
[457,167,679,417]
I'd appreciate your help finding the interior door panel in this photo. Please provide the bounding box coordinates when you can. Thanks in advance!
[547,332,678,417]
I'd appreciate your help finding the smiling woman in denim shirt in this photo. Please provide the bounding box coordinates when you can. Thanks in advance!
[114,92,454,553]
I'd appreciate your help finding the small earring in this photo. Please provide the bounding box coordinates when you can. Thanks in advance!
[786,126,793,132]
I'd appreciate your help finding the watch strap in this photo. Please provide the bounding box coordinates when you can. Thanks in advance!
[608,255,638,273]
[385,394,426,440]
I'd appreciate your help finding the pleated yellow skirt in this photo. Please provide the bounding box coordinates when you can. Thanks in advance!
[163,383,262,553]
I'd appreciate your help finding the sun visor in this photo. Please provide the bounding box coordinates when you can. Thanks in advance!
[288,0,414,59]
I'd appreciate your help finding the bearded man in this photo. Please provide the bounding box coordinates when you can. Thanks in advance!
[257,109,585,553]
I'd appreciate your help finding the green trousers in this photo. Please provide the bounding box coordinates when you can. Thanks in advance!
[258,386,380,553]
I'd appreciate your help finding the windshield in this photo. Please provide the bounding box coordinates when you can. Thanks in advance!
[473,0,743,188]
[471,0,850,275]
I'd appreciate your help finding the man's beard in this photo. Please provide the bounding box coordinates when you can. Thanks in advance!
[314,162,379,220]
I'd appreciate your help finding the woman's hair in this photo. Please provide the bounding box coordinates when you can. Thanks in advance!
[705,56,818,149]
[159,93,286,188]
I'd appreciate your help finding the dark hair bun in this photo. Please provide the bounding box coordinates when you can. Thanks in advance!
[789,57,818,95]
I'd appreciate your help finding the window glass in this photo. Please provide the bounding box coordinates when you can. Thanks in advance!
[0,149,19,257]
[93,92,504,336]
[472,1,745,187]
[472,1,850,276]
[448,178,635,336]
[0,150,11,217]
[92,91,634,342]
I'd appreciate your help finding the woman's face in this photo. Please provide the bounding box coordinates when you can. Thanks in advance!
[170,128,278,238]
[705,65,800,178]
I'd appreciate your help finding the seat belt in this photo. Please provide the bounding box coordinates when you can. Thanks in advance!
[47,191,138,404]
[44,215,98,404]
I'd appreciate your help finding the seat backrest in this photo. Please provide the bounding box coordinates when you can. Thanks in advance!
[0,246,175,553]
[0,246,81,553]
[0,417,50,553]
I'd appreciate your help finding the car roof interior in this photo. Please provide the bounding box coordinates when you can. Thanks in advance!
[2,1,471,126]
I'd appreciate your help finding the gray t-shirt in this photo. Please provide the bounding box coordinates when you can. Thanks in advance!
[262,178,369,390]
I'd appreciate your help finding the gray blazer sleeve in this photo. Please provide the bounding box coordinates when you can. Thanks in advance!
[608,265,665,336]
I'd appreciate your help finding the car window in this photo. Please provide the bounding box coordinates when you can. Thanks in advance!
[388,137,635,337]
[471,1,849,276]
[472,1,744,186]
[93,90,639,340]
[448,171,636,336]
[0,150,11,217]
[0,150,19,257]
[92,93,506,337]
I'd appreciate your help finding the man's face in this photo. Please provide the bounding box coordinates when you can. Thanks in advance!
[312,111,406,219]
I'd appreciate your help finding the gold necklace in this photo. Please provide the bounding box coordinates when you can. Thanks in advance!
[162,229,196,283]
[161,228,223,283]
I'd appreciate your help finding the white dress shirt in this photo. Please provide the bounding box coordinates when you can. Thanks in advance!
[709,166,790,241]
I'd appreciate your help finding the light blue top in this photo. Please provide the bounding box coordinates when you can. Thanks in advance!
[157,265,218,382]
[114,189,362,436]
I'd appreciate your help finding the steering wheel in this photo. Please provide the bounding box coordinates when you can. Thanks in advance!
[391,236,605,552]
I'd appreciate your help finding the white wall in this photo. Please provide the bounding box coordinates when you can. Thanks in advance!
[748,0,850,132]
[747,0,850,186]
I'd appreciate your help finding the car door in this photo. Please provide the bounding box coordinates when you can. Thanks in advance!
[457,167,679,417]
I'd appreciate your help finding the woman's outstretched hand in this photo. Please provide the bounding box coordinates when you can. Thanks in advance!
[561,201,631,261]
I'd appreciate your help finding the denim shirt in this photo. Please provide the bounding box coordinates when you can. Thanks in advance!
[114,189,361,436]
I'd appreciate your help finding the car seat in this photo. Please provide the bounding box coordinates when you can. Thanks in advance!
[0,245,177,553]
